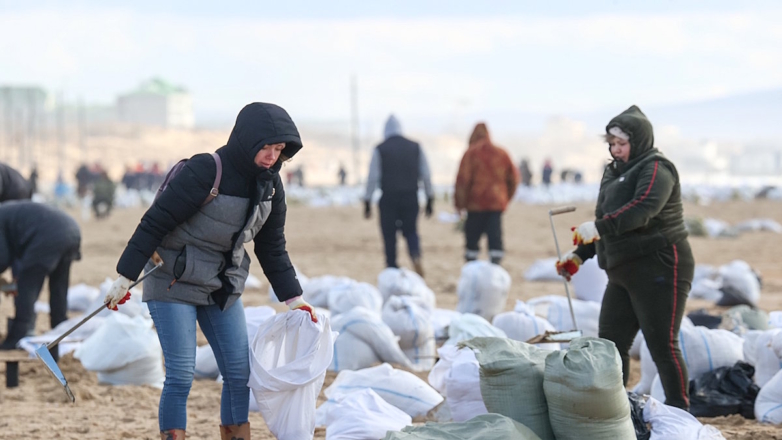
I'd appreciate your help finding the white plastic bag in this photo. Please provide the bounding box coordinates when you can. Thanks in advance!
[431,308,462,342]
[524,258,560,281]
[244,306,276,341]
[382,296,436,370]
[67,283,100,312]
[570,258,608,303]
[321,388,412,440]
[528,295,601,338]
[326,363,443,418]
[445,313,506,346]
[247,310,336,440]
[492,300,560,351]
[302,275,354,308]
[718,260,761,307]
[377,267,436,310]
[330,307,413,371]
[748,329,782,387]
[456,261,511,321]
[644,396,726,439]
[428,345,488,422]
[194,344,219,379]
[327,280,383,317]
[74,314,164,388]
[755,369,782,424]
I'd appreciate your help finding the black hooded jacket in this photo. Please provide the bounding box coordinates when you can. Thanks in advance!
[0,163,33,202]
[574,105,688,269]
[117,103,304,301]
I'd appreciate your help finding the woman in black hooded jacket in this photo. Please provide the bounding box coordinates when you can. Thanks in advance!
[556,105,694,410]
[104,103,318,439]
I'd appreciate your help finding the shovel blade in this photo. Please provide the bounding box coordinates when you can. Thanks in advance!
[35,344,75,403]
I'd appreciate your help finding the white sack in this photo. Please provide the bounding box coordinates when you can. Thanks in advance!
[247,310,336,440]
[302,275,353,308]
[18,315,106,358]
[719,260,761,307]
[456,261,511,321]
[322,388,412,440]
[382,296,436,370]
[750,329,782,387]
[492,300,560,351]
[74,314,164,388]
[690,278,724,302]
[431,308,462,342]
[630,331,644,360]
[528,295,601,337]
[445,313,506,346]
[325,363,443,418]
[524,258,560,281]
[428,345,487,422]
[570,258,608,303]
[67,283,100,312]
[377,267,436,310]
[327,280,383,317]
[244,306,276,341]
[644,396,726,439]
[755,369,782,424]
[330,307,413,371]
[194,344,219,379]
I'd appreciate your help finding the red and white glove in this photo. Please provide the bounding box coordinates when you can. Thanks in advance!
[286,296,318,323]
[555,252,583,281]
[104,275,132,311]
[572,221,600,246]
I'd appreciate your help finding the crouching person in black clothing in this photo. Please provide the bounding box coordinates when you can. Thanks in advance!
[556,105,694,410]
[0,201,81,350]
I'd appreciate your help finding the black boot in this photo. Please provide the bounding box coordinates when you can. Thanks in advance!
[0,318,32,350]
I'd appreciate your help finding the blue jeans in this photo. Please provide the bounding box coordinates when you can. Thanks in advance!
[147,299,250,431]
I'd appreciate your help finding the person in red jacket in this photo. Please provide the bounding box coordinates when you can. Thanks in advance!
[454,123,520,265]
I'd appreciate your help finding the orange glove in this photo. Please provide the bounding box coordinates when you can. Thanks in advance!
[555,252,583,281]
[572,221,600,246]
[286,296,318,323]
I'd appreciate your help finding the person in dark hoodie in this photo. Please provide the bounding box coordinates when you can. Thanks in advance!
[104,103,317,440]
[0,201,81,350]
[363,115,434,277]
[0,162,33,202]
[555,105,693,410]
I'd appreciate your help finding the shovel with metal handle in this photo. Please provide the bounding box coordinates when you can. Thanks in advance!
[35,260,163,403]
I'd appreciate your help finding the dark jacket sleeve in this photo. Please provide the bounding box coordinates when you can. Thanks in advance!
[573,242,596,262]
[254,175,302,302]
[595,160,675,237]
[116,155,213,280]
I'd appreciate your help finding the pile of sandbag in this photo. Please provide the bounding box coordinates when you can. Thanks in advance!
[377,267,436,310]
[445,313,506,346]
[323,363,443,419]
[317,388,412,440]
[428,345,487,422]
[331,307,413,371]
[456,261,510,320]
[74,314,164,388]
[527,295,601,338]
[382,296,436,370]
[327,280,383,316]
[492,300,560,350]
[689,261,761,307]
[66,283,101,312]
[524,258,560,282]
[431,308,462,342]
[301,275,354,308]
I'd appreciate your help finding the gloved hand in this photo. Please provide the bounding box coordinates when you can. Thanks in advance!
[425,197,434,218]
[286,296,318,323]
[363,200,371,219]
[104,275,132,311]
[555,252,583,281]
[572,221,600,245]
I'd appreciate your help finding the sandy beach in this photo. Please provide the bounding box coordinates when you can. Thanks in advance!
[1,198,781,439]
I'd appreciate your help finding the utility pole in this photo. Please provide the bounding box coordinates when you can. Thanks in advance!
[350,74,360,185]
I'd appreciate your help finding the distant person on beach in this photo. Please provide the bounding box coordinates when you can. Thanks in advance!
[519,158,533,187]
[541,159,553,186]
[338,164,347,186]
[363,114,434,277]
[556,105,694,410]
[92,171,116,219]
[103,103,316,439]
[0,162,33,202]
[454,122,519,265]
[0,201,81,350]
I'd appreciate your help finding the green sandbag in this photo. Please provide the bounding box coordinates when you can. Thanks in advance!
[723,305,769,331]
[382,413,542,440]
[543,337,635,440]
[460,337,555,440]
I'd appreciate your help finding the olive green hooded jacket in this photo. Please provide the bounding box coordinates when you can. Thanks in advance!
[574,105,688,270]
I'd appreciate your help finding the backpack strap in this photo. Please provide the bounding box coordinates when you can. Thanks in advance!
[202,152,222,206]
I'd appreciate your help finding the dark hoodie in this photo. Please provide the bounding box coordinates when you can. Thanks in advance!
[574,105,688,269]
[0,163,33,202]
[117,103,304,301]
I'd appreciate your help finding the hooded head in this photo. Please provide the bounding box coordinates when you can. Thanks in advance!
[605,105,654,161]
[223,103,303,178]
[384,115,403,140]
[468,122,490,148]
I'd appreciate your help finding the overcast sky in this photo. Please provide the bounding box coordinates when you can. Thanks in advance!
[1,1,780,127]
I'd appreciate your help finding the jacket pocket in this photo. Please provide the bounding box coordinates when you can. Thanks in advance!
[177,244,225,288]
[654,246,677,270]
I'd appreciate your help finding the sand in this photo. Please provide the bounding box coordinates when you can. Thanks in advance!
[1,199,781,439]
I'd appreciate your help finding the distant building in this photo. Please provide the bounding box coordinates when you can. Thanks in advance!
[117,78,194,129]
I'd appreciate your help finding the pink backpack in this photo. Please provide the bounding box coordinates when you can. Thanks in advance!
[155,153,223,206]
